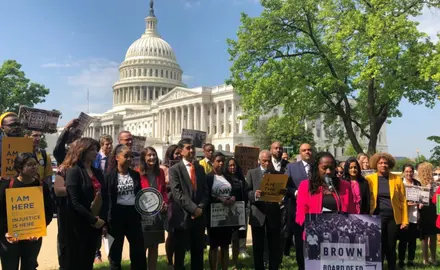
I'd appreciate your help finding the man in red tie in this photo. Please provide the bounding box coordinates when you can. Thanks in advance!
[169,138,208,270]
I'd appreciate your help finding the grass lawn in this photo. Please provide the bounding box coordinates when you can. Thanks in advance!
[93,243,440,270]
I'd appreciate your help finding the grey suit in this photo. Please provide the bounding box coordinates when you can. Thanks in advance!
[169,160,208,270]
[246,167,282,270]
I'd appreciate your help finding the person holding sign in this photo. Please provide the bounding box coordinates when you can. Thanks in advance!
[417,162,439,266]
[138,146,168,270]
[105,144,146,270]
[0,112,23,174]
[0,152,53,270]
[365,153,408,270]
[246,150,284,270]
[64,138,107,270]
[296,152,355,226]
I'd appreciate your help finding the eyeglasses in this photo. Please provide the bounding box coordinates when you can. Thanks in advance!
[24,162,38,168]
[336,171,343,175]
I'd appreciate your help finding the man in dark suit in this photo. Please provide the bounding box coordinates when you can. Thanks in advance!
[247,150,285,270]
[284,143,313,270]
[169,138,209,270]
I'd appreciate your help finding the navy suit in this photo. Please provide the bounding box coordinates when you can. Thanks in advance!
[285,161,309,270]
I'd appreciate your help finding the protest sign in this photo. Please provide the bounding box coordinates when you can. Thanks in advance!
[132,136,147,153]
[18,106,60,133]
[6,186,47,240]
[305,213,382,270]
[181,129,207,148]
[1,137,33,177]
[68,112,94,142]
[405,185,431,205]
[259,174,288,203]
[234,145,259,176]
[210,201,246,227]
[437,195,440,215]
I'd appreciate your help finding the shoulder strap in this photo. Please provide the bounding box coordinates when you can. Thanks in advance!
[9,178,14,188]
[41,149,48,168]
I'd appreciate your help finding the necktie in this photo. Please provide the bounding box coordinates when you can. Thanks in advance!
[305,164,311,179]
[188,163,197,190]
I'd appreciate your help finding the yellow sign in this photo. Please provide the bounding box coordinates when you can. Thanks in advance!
[1,137,33,177]
[259,174,288,203]
[6,186,47,240]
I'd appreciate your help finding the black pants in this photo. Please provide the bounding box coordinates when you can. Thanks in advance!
[174,225,205,270]
[293,222,305,270]
[0,237,42,270]
[65,224,100,270]
[109,205,146,270]
[251,220,281,270]
[56,202,67,270]
[308,244,319,260]
[398,223,418,262]
[382,217,399,270]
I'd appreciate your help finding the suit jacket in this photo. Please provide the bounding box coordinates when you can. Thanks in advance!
[296,179,356,226]
[285,161,309,219]
[105,168,142,224]
[246,167,282,228]
[65,163,107,227]
[272,159,289,174]
[168,161,208,229]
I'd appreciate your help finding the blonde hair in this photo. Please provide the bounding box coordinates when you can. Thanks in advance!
[418,162,434,187]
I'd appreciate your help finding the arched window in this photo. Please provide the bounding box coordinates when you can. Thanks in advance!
[218,144,223,151]
[226,144,230,152]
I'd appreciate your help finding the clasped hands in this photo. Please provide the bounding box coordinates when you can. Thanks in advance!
[5,233,40,244]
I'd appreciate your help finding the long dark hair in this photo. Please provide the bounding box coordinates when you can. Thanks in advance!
[309,152,339,195]
[223,157,245,181]
[139,147,160,176]
[107,144,131,172]
[343,157,364,182]
[61,137,100,168]
[163,144,179,167]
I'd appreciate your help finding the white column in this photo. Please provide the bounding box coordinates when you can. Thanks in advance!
[171,109,175,135]
[140,86,144,102]
[223,101,228,135]
[153,87,156,100]
[216,102,220,135]
[147,86,150,102]
[209,103,213,135]
[157,111,161,139]
[187,106,191,129]
[111,125,115,138]
[231,100,236,133]
[200,103,206,132]
[180,107,184,132]
[193,104,197,130]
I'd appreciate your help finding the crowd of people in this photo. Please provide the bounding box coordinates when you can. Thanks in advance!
[0,111,440,270]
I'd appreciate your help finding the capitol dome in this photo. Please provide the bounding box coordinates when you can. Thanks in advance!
[112,2,185,110]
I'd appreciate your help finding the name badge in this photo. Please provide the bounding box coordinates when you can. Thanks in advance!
[135,188,163,216]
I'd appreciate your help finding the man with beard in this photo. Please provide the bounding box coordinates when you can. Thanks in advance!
[271,142,289,173]
[0,112,23,174]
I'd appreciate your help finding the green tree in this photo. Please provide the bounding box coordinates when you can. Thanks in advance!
[395,158,414,172]
[0,60,50,113]
[415,154,428,164]
[427,136,440,165]
[251,115,315,153]
[228,0,440,155]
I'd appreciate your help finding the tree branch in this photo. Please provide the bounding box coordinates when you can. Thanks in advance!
[273,50,321,59]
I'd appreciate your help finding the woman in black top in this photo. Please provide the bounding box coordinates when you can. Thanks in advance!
[223,157,248,268]
[106,144,146,270]
[64,138,106,270]
[0,152,53,270]
[343,157,370,214]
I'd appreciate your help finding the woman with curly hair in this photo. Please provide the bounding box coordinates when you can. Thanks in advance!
[343,157,370,214]
[63,138,107,270]
[296,152,355,227]
[365,153,408,270]
[417,162,438,265]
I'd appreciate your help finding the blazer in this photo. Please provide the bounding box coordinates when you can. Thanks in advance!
[365,172,408,225]
[246,167,282,228]
[65,163,107,227]
[105,168,142,224]
[273,159,289,174]
[168,161,209,229]
[346,177,370,214]
[296,179,356,226]
[93,152,108,173]
[138,168,169,205]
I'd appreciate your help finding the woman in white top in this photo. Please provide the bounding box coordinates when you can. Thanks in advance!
[105,144,146,270]
[398,164,420,268]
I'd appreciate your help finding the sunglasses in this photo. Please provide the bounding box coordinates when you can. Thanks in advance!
[433,173,440,177]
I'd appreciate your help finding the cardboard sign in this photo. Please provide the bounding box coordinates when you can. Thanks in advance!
[234,145,260,176]
[1,137,33,177]
[181,129,207,148]
[18,106,60,133]
[305,214,382,270]
[68,112,94,142]
[259,174,288,202]
[132,136,147,154]
[210,201,246,227]
[6,186,47,240]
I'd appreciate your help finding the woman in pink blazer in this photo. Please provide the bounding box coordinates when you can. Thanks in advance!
[296,152,356,227]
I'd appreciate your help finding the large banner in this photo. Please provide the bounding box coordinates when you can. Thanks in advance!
[181,129,207,148]
[234,145,259,176]
[305,214,382,270]
[18,106,60,133]
[210,201,246,227]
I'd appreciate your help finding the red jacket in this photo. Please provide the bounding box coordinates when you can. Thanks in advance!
[138,168,169,205]
[433,188,440,229]
[296,179,356,226]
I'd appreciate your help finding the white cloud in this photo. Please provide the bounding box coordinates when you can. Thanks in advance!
[182,74,194,83]
[183,1,201,9]
[412,6,440,42]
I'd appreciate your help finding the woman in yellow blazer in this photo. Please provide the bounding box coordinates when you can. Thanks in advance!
[365,153,408,270]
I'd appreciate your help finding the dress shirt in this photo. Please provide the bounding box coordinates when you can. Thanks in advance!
[182,158,192,179]
[272,157,281,172]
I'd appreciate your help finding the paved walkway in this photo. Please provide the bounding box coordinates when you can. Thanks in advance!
[37,220,252,270]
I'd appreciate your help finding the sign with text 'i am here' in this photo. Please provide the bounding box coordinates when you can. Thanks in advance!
[6,186,47,240]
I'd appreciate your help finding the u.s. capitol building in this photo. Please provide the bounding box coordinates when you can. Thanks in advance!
[70,3,388,158]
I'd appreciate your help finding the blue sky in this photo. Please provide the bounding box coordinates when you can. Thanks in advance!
[0,0,439,158]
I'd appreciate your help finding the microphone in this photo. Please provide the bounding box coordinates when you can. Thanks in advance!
[324,175,334,191]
